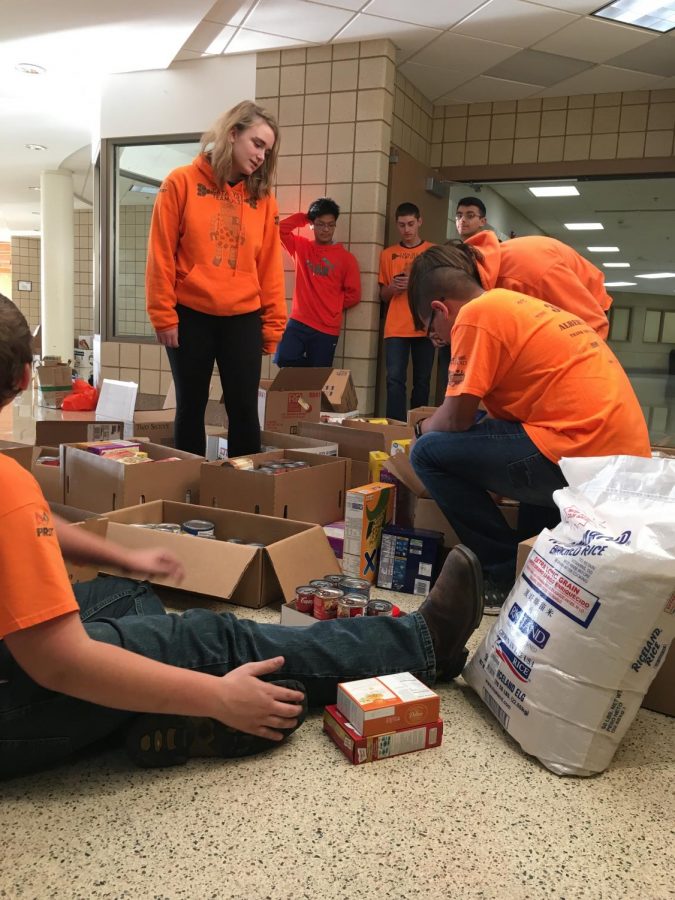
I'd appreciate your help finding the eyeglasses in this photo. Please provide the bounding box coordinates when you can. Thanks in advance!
[313,221,336,230]
[455,212,482,221]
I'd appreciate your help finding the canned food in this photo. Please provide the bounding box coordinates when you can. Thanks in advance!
[154,523,183,534]
[226,538,245,544]
[367,599,394,617]
[181,519,216,537]
[339,576,371,598]
[313,588,344,620]
[247,542,266,548]
[257,467,275,475]
[323,574,345,586]
[309,579,336,591]
[337,594,368,618]
[294,585,315,614]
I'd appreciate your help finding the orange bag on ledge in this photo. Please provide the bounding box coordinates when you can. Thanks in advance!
[61,378,99,411]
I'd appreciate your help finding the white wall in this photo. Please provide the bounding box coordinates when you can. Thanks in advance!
[100,55,257,138]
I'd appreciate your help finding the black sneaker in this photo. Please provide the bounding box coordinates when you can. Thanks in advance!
[125,679,308,768]
[483,579,513,616]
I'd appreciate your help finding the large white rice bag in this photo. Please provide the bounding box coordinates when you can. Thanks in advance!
[464,455,675,776]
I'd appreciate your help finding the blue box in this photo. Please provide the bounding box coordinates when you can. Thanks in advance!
[377,525,443,596]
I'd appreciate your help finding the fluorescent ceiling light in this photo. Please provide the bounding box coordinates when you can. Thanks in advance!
[593,1,675,33]
[635,272,675,278]
[587,246,619,252]
[603,262,630,267]
[529,186,579,197]
[604,281,637,287]
[564,222,604,230]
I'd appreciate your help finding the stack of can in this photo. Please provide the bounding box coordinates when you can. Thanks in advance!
[255,461,311,476]
[293,575,394,620]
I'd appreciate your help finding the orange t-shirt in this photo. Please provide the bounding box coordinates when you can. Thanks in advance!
[445,288,650,463]
[0,455,78,639]
[378,241,433,338]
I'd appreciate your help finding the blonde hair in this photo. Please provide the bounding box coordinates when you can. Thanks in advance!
[201,101,280,199]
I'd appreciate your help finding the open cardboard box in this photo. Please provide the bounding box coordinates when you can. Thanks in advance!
[205,428,338,462]
[321,369,358,413]
[32,446,63,503]
[515,534,674,718]
[258,367,332,434]
[201,449,349,526]
[95,500,340,609]
[0,439,37,472]
[35,415,125,446]
[34,358,73,408]
[61,441,203,513]
[297,420,413,487]
[96,379,176,445]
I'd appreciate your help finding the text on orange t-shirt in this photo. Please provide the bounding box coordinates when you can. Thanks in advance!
[445,288,650,463]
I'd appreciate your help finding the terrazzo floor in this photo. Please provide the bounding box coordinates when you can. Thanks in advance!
[1,401,674,899]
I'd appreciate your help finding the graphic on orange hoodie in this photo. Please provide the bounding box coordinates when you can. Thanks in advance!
[146,155,286,354]
[465,231,612,339]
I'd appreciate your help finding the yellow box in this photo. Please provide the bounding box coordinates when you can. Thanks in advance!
[368,450,390,482]
[390,439,412,457]
[342,482,395,582]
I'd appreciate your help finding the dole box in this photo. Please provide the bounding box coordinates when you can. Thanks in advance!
[337,672,440,737]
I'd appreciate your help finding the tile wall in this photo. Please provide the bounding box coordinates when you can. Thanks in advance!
[431,89,675,169]
[391,71,433,166]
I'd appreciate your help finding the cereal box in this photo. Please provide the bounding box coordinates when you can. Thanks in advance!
[342,482,395,582]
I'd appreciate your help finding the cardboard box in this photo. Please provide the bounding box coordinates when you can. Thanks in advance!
[201,450,349,526]
[96,379,175,444]
[205,429,338,462]
[35,359,73,408]
[62,441,203,513]
[97,500,340,609]
[515,534,674,718]
[32,446,63,503]
[343,482,395,582]
[323,704,443,764]
[337,672,441,737]
[35,417,125,446]
[297,420,413,488]
[63,518,109,584]
[0,440,37,472]
[258,368,332,434]
[407,406,438,428]
[377,525,442,596]
[321,369,358,413]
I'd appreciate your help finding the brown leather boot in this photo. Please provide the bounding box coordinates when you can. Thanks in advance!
[417,544,484,678]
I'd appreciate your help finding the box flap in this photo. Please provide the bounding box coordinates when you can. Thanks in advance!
[265,524,340,601]
[383,453,428,498]
[96,379,138,422]
[322,369,358,413]
[268,367,334,392]
[35,417,125,446]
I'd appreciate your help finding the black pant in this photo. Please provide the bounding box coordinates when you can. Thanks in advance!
[166,305,262,457]
[385,337,435,422]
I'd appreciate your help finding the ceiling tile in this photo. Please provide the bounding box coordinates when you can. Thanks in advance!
[363,0,487,29]
[523,0,602,11]
[410,30,520,73]
[486,48,592,86]
[607,35,675,77]
[335,15,441,57]
[305,0,365,8]
[398,61,469,102]
[207,0,256,26]
[445,74,544,103]
[454,0,579,47]
[533,17,655,63]
[184,19,232,52]
[243,0,353,42]
[224,28,307,53]
[536,64,665,96]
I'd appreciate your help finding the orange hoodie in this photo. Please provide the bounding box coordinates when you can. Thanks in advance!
[466,231,612,339]
[146,155,286,353]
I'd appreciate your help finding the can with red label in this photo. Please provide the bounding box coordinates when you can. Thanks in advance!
[337,594,368,618]
[294,585,315,615]
[313,588,344,620]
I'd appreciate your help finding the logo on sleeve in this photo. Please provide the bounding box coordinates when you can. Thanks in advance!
[35,509,54,537]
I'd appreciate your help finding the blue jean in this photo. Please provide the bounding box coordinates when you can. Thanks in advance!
[0,577,435,777]
[411,420,567,584]
[385,337,435,422]
[274,319,338,367]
